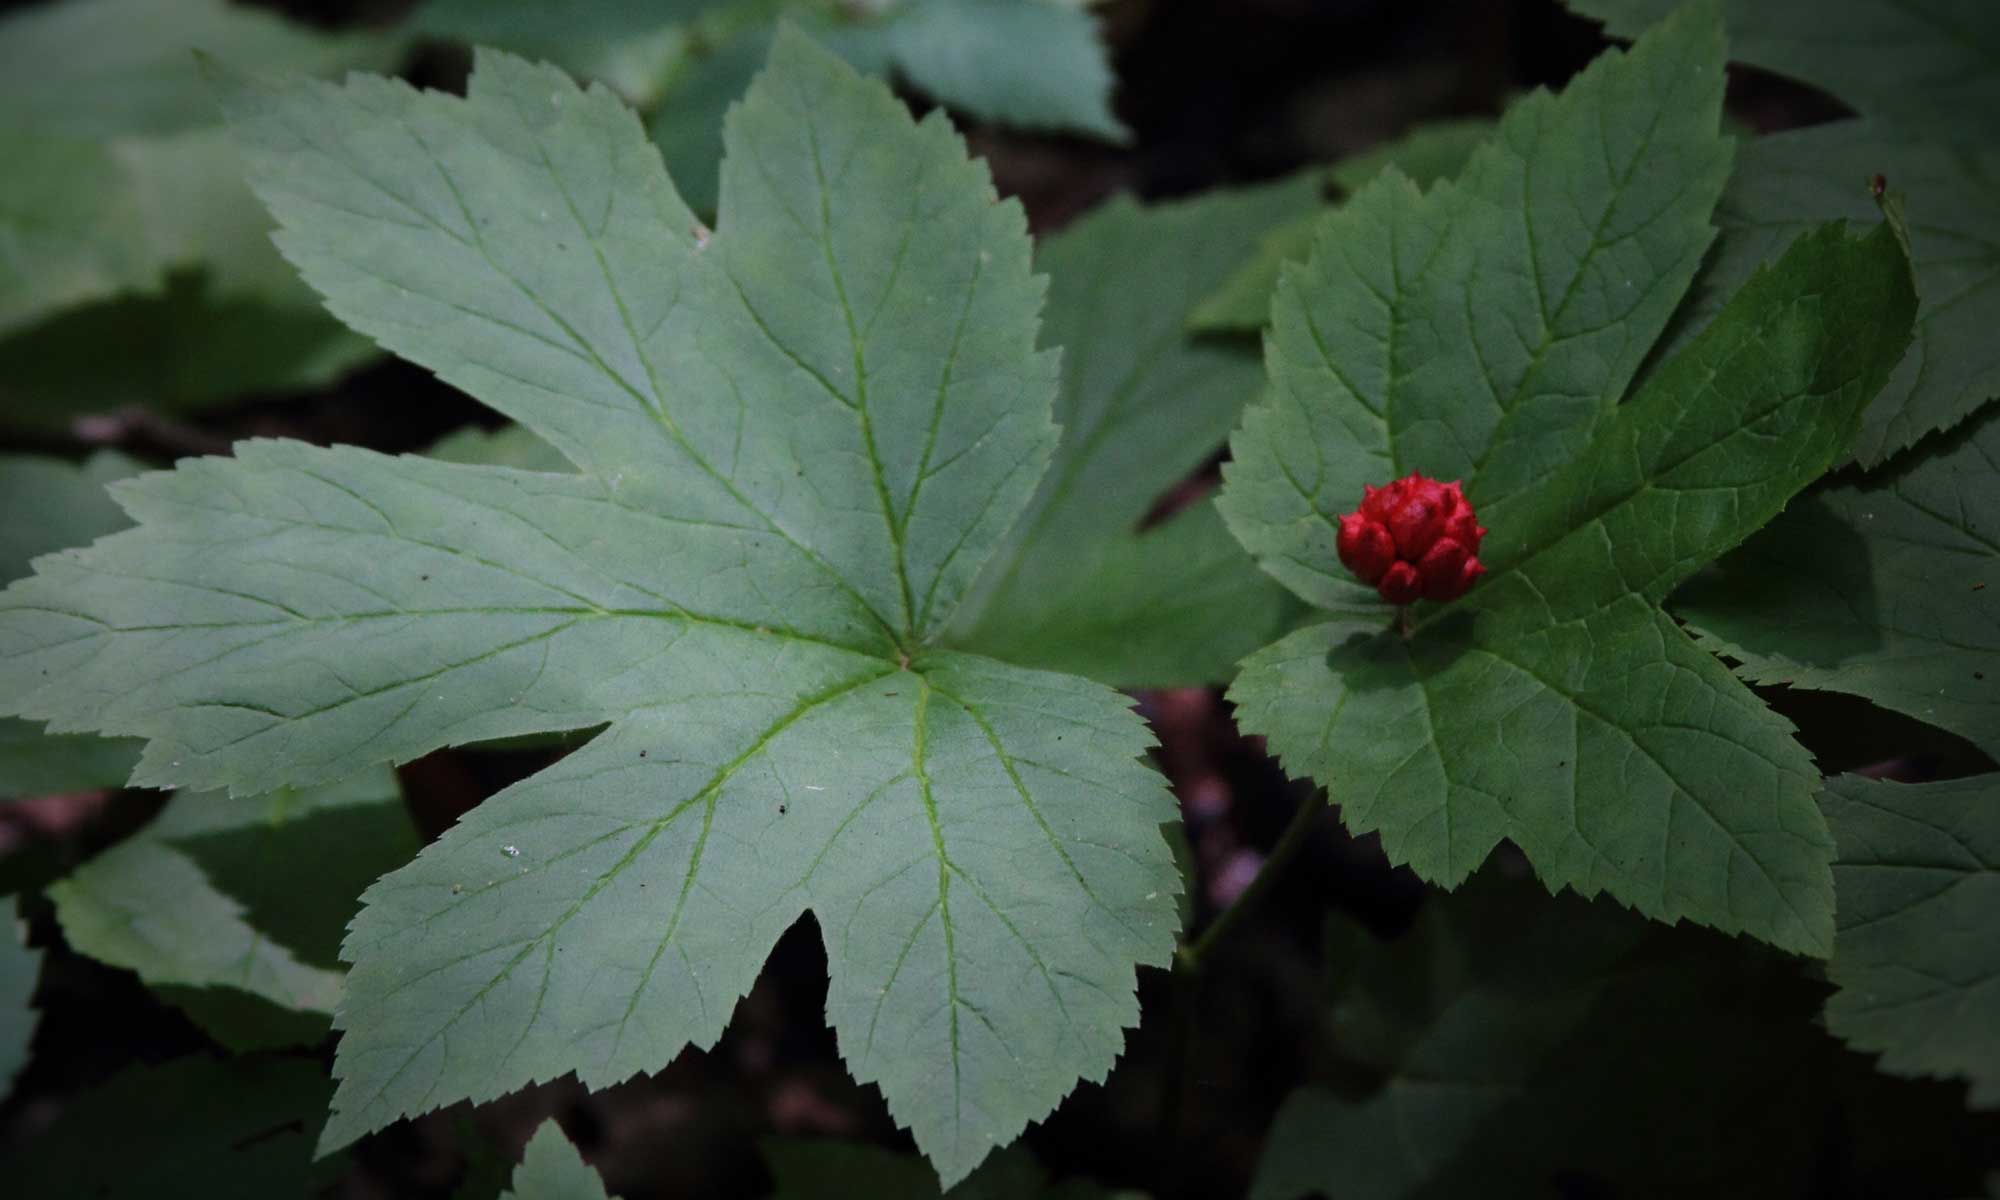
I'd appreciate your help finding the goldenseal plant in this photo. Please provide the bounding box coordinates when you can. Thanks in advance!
[0,33,1180,1185]
[1217,0,1916,957]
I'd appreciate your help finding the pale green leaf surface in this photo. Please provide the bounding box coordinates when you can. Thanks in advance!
[0,451,144,798]
[51,838,346,1012]
[1659,121,2000,465]
[950,182,1320,686]
[501,1120,619,1200]
[0,0,402,140]
[1229,220,1918,956]
[0,913,37,1101]
[0,38,1179,1184]
[1675,406,2000,759]
[1189,119,1496,334]
[1822,773,2000,1107]
[49,767,416,1019]
[817,0,1126,143]
[1218,0,1733,610]
[12,1055,338,1199]
[1567,0,2000,143]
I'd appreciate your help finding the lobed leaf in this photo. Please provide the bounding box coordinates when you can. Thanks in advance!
[1676,404,2000,758]
[1230,216,1917,955]
[0,35,1180,1184]
[1821,773,2000,1107]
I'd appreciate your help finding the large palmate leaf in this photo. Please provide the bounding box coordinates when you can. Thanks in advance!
[416,0,1123,215]
[1567,0,2000,144]
[1821,773,2000,1108]
[502,1120,619,1200]
[1249,872,1998,1200]
[0,0,387,417]
[0,36,1179,1185]
[948,179,1320,686]
[1188,119,1496,335]
[48,768,417,1044]
[1676,405,2000,758]
[1648,122,2000,466]
[0,452,144,799]
[12,1055,340,1199]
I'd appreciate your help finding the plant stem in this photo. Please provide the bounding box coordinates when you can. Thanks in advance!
[1176,794,1323,974]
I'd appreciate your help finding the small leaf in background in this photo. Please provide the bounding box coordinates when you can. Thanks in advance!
[0,35,1181,1185]
[11,1055,340,1199]
[0,0,395,424]
[1658,122,2000,466]
[47,768,418,1048]
[1676,404,2000,758]
[1821,773,2000,1109]
[0,910,38,1103]
[1566,0,2000,144]
[501,1120,620,1200]
[415,0,1124,216]
[948,179,1320,687]
[0,452,145,800]
[1189,119,1496,335]
[1249,871,2000,1200]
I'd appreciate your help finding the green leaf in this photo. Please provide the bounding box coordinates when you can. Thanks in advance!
[428,424,578,473]
[0,0,392,415]
[1248,870,1994,1200]
[0,129,156,334]
[1189,120,1496,335]
[0,911,38,1102]
[1658,121,2000,465]
[416,1,1124,215]
[12,1055,340,1199]
[0,452,145,799]
[949,180,1322,686]
[1229,211,1917,956]
[1821,772,2000,1107]
[1566,0,2000,144]
[1676,405,2000,759]
[501,1120,619,1200]
[0,0,402,140]
[0,37,1180,1184]
[1219,0,1734,609]
[764,1137,1138,1199]
[48,768,417,1029]
[816,0,1127,143]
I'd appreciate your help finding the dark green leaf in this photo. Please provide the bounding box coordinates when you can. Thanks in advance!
[1822,772,2000,1107]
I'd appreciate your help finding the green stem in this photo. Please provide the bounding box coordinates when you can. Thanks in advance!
[1176,794,1323,974]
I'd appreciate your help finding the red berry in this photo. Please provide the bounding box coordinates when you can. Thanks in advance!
[1335,472,1487,606]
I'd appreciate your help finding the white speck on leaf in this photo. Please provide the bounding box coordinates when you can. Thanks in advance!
[502,845,520,858]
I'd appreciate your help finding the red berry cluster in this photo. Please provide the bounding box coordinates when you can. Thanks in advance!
[1336,473,1488,605]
